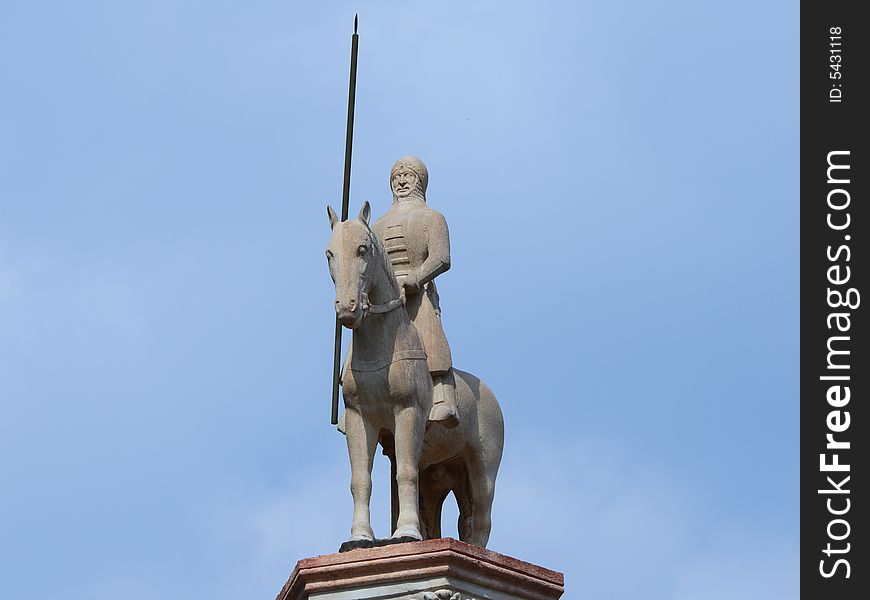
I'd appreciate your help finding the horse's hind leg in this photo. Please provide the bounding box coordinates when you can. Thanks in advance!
[461,451,496,547]
[448,459,477,543]
[344,408,378,541]
[419,464,451,540]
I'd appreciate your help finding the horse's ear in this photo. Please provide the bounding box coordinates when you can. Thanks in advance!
[327,205,339,230]
[358,201,371,226]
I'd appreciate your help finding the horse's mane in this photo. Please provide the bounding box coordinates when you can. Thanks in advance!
[364,224,401,296]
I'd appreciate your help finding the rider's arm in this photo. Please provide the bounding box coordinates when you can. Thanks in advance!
[414,211,451,288]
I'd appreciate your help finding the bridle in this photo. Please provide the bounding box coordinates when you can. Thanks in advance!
[361,288,406,317]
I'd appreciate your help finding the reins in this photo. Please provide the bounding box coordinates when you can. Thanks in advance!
[361,288,406,317]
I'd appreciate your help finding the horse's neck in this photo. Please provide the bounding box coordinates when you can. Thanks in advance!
[355,301,406,338]
[352,268,419,359]
[367,268,399,307]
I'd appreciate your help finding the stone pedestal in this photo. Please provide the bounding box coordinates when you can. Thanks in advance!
[276,538,564,600]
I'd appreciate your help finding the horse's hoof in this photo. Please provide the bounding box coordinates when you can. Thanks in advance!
[392,527,423,541]
[348,531,374,542]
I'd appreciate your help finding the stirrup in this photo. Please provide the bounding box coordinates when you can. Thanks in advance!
[429,403,459,428]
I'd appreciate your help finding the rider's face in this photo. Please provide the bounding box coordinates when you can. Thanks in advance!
[391,168,418,198]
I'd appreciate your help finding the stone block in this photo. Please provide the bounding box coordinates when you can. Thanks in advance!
[276,538,564,600]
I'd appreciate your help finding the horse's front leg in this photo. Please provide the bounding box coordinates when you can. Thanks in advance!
[344,406,378,542]
[392,404,425,540]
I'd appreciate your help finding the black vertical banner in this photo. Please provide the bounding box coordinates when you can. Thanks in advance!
[801,2,868,598]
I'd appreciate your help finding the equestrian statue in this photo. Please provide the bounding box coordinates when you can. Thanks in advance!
[326,156,504,549]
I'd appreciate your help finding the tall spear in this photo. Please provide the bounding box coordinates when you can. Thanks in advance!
[331,14,359,425]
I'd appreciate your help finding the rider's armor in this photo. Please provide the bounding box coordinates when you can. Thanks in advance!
[374,202,452,375]
[371,156,458,428]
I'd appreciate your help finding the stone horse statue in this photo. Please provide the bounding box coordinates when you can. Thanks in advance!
[326,202,504,548]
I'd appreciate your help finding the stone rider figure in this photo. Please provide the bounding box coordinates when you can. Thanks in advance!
[371,156,459,428]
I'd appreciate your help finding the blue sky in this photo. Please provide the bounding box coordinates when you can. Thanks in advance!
[0,1,798,599]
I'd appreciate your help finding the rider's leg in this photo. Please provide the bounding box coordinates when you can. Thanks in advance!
[430,369,459,428]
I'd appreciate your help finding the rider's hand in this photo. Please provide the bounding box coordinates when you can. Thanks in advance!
[402,271,421,294]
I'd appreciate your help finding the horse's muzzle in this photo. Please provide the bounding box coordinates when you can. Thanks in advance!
[335,297,362,328]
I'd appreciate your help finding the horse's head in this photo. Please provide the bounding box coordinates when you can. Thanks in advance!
[326,201,391,329]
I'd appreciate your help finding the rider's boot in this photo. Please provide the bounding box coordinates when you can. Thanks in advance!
[429,370,459,429]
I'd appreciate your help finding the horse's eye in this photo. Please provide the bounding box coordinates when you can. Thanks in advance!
[357,245,367,257]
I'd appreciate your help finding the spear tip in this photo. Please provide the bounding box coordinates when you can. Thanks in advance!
[354,14,358,34]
